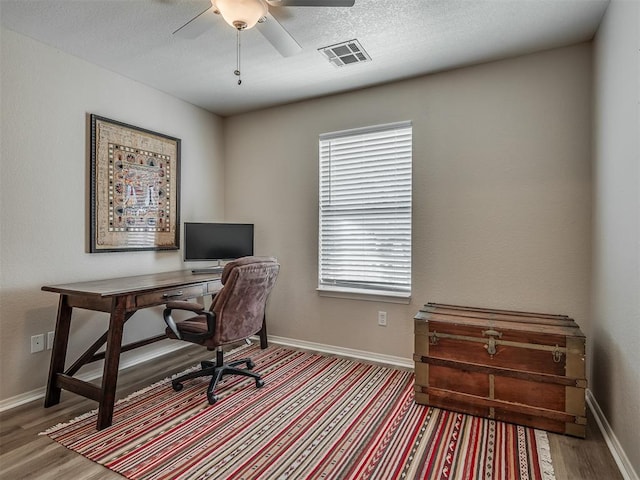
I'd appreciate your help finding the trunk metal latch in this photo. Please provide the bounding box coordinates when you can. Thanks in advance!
[482,329,502,356]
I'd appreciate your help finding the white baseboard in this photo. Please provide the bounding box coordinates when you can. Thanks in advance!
[0,340,187,413]
[265,335,414,369]
[586,389,639,480]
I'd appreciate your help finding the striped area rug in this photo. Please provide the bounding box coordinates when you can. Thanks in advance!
[43,345,555,480]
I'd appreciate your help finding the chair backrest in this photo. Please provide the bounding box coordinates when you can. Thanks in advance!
[210,256,280,345]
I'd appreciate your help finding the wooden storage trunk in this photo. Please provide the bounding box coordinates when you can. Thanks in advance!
[414,302,587,437]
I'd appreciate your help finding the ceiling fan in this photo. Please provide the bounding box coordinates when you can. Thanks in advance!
[174,0,356,58]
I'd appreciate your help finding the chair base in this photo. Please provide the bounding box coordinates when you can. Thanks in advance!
[171,349,264,404]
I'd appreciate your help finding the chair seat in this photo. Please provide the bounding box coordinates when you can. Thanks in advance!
[166,316,209,337]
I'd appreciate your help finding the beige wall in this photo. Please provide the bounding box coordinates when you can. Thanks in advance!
[0,28,225,401]
[592,0,640,475]
[223,44,593,362]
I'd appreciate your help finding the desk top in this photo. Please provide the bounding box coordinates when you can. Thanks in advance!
[42,270,221,298]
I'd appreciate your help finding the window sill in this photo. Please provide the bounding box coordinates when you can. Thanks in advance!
[316,286,411,304]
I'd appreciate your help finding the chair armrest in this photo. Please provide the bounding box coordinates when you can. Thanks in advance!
[163,301,216,341]
[163,305,183,340]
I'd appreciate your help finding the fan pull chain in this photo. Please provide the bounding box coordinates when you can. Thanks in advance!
[234,29,242,85]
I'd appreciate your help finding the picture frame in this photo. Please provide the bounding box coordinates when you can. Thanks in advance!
[89,114,181,252]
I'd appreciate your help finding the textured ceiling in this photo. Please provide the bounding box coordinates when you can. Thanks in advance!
[0,0,609,116]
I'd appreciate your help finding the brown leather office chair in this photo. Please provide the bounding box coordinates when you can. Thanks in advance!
[163,256,279,404]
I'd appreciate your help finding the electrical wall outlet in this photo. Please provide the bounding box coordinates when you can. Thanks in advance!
[47,331,55,350]
[377,311,387,326]
[31,334,45,353]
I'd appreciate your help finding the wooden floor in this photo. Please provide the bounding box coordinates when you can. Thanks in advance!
[0,344,623,480]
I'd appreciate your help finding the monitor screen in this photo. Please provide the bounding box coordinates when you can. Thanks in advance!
[184,222,254,261]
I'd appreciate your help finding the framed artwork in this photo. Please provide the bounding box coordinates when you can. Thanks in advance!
[89,114,181,252]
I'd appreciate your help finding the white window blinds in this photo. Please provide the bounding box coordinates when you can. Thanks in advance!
[318,121,412,295]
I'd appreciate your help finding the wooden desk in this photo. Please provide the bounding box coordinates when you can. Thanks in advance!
[42,270,268,430]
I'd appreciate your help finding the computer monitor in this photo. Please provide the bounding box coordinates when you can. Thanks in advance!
[184,222,254,262]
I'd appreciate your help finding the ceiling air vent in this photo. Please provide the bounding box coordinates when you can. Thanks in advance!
[318,39,371,67]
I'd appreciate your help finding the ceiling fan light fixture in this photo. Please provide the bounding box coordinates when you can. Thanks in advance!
[213,0,268,30]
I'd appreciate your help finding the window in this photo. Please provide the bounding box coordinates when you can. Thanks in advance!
[318,121,412,299]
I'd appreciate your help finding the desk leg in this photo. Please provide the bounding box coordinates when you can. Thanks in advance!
[44,295,72,407]
[259,314,268,349]
[96,297,127,430]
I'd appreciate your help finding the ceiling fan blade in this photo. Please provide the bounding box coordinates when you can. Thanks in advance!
[173,5,218,39]
[256,12,302,57]
[267,0,355,6]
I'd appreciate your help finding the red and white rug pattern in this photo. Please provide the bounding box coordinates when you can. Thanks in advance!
[43,345,555,480]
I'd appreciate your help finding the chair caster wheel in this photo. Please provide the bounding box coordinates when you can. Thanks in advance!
[247,360,255,370]
[256,379,265,388]
[207,393,219,405]
[172,382,183,392]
